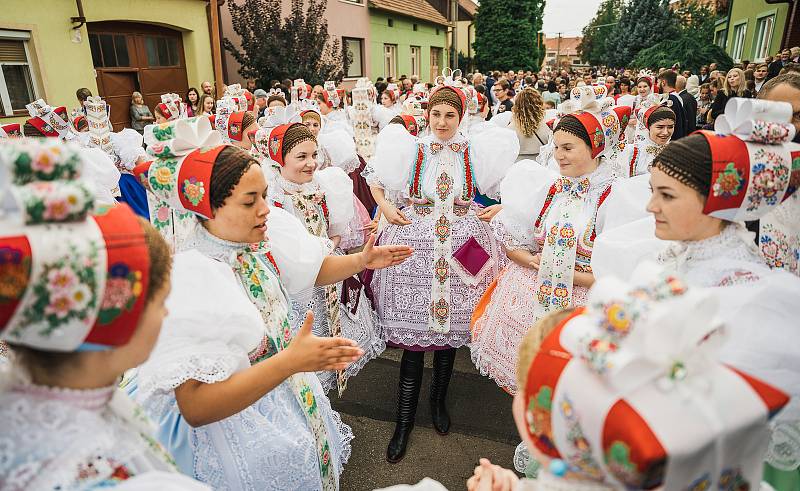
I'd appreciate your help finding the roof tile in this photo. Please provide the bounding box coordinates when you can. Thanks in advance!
[369,0,450,26]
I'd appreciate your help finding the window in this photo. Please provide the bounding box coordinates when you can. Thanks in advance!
[752,15,775,61]
[388,19,394,27]
[88,33,130,68]
[384,44,397,78]
[343,37,364,78]
[413,24,418,31]
[144,36,180,67]
[410,46,421,77]
[731,22,747,61]
[715,28,728,48]
[0,30,39,116]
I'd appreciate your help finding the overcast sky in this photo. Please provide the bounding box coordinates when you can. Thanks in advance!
[542,0,604,37]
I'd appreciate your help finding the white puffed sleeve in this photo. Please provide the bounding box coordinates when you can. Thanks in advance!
[595,174,651,232]
[490,111,512,128]
[268,206,330,294]
[110,128,148,172]
[372,105,397,130]
[470,125,520,199]
[316,166,355,237]
[369,123,418,192]
[591,217,666,281]
[79,147,121,206]
[318,128,360,173]
[492,160,558,251]
[135,250,262,397]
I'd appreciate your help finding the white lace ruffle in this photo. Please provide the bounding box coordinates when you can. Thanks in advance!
[766,420,800,471]
[135,351,246,399]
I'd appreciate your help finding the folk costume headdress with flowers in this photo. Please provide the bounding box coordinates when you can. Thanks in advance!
[520,264,788,489]
[0,123,23,138]
[137,115,341,490]
[212,97,249,143]
[623,94,675,177]
[25,99,73,139]
[251,104,315,172]
[656,98,800,223]
[0,139,152,352]
[156,93,183,122]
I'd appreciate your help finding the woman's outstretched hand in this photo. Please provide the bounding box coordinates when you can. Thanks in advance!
[285,312,364,372]
[360,234,414,270]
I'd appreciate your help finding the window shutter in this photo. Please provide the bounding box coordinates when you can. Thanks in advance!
[0,39,27,63]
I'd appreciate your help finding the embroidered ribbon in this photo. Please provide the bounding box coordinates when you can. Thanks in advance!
[532,176,591,319]
[429,147,458,334]
[25,100,72,139]
[223,84,248,112]
[287,187,348,397]
[234,244,337,490]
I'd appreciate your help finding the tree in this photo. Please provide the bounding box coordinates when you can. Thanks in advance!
[223,0,350,87]
[473,0,545,72]
[604,0,677,67]
[578,0,623,67]
[630,2,733,72]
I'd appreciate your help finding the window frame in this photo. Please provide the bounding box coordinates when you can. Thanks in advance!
[384,43,397,79]
[410,45,421,78]
[343,37,364,79]
[0,29,40,117]
[730,20,747,62]
[752,11,776,62]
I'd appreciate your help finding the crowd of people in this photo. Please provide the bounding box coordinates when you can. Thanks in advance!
[1,43,800,491]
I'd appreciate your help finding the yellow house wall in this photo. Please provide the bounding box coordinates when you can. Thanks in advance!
[0,0,213,125]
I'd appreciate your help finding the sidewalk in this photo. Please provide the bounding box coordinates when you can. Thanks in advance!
[332,347,519,491]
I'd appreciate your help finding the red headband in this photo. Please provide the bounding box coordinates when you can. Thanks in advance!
[1,123,22,137]
[156,103,173,121]
[573,111,605,158]
[429,85,468,119]
[267,123,294,167]
[226,111,246,141]
[398,115,420,136]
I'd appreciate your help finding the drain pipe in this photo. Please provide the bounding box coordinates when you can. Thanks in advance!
[71,0,86,30]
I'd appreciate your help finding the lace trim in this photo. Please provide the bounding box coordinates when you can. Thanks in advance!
[135,352,245,399]
[766,420,800,471]
[274,174,321,195]
[11,382,115,411]
[492,218,534,252]
[180,221,252,265]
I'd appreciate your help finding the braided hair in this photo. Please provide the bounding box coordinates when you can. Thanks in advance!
[209,146,260,210]
[652,134,712,196]
[554,114,592,150]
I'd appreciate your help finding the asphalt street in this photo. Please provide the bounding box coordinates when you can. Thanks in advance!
[331,347,520,491]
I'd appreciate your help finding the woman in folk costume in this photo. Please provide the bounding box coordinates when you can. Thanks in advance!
[619,96,676,177]
[367,78,519,462]
[211,98,259,149]
[469,85,628,396]
[592,98,800,490]
[293,101,373,250]
[0,139,208,490]
[467,265,790,491]
[129,116,411,490]
[253,107,385,395]
[23,99,74,139]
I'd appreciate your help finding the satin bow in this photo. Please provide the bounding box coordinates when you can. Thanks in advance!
[145,116,223,160]
[714,99,796,144]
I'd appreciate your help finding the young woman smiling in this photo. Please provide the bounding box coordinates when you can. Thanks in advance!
[130,117,411,489]
[470,86,629,396]
[621,103,676,177]
[366,83,519,463]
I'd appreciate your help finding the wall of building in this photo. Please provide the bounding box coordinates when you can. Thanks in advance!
[219,0,371,87]
[369,10,447,82]
[0,0,213,125]
[725,0,789,61]
[456,20,473,59]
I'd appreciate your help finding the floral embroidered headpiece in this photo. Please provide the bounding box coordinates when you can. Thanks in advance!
[0,139,151,352]
[560,86,626,159]
[292,79,312,101]
[138,116,226,219]
[223,83,250,113]
[522,263,788,488]
[25,99,72,139]
[701,99,800,222]
[251,105,306,167]
[322,81,342,108]
[157,93,183,122]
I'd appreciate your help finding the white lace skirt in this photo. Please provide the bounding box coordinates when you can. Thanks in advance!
[129,374,352,490]
[339,194,372,251]
[469,262,588,394]
[371,206,504,350]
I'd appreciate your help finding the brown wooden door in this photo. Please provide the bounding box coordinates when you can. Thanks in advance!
[88,22,189,131]
[96,71,138,130]
[430,47,442,84]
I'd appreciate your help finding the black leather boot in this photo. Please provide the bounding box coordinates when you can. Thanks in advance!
[386,349,424,463]
[430,348,456,435]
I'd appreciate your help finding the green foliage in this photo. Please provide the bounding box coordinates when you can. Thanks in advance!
[473,0,545,72]
[223,0,350,87]
[630,2,734,72]
[578,0,623,67]
[605,0,677,67]
[457,51,473,74]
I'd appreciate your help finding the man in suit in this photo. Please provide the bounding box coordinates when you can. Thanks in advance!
[675,75,697,134]
[768,49,791,80]
[657,70,687,140]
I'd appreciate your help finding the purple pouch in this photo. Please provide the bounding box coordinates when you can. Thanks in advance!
[451,236,492,286]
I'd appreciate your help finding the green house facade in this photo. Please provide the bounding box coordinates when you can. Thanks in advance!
[716,0,791,62]
[368,0,449,83]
